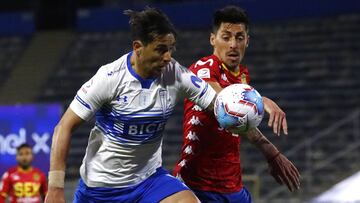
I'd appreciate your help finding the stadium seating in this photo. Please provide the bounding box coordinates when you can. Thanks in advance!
[37,13,360,201]
[0,36,28,88]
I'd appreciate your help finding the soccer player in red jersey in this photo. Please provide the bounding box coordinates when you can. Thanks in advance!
[174,6,300,202]
[0,144,47,203]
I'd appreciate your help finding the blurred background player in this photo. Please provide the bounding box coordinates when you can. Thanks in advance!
[45,7,217,203]
[173,5,300,202]
[0,144,47,203]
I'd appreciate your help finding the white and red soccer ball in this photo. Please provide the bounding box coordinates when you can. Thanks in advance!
[214,84,264,133]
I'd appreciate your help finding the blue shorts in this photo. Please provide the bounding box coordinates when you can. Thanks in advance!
[192,187,252,203]
[73,167,189,203]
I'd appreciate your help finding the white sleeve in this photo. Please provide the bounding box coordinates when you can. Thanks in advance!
[176,63,216,109]
[69,66,113,121]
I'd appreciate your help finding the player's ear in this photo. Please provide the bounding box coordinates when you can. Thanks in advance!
[210,33,216,47]
[132,40,143,57]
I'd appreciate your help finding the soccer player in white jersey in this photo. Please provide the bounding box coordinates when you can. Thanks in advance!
[44,8,216,203]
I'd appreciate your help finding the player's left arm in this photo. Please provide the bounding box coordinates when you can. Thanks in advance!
[262,96,288,136]
[246,128,300,192]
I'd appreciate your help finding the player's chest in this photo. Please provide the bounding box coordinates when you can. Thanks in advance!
[111,82,177,112]
[10,173,41,196]
[218,71,247,88]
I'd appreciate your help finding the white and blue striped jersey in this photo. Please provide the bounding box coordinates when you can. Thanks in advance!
[69,52,216,188]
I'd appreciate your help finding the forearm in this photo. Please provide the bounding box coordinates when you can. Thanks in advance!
[50,124,72,172]
[246,128,280,160]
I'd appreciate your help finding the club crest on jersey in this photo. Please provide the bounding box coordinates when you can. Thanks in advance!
[33,173,40,181]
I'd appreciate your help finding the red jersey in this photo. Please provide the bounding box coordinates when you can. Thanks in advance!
[0,167,47,203]
[173,54,250,193]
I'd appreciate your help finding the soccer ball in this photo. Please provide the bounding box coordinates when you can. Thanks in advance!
[214,84,264,134]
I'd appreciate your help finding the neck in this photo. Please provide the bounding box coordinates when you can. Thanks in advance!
[18,166,32,172]
[130,52,150,79]
[213,52,239,73]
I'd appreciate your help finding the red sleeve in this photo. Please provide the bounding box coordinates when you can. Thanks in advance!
[189,56,221,83]
[40,171,48,196]
[0,171,11,202]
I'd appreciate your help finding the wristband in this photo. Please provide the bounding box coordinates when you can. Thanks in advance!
[48,170,65,188]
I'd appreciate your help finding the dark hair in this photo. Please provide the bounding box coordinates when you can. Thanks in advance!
[124,7,177,46]
[17,143,32,152]
[213,5,250,33]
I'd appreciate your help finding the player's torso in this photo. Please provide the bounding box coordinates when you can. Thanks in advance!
[176,55,250,193]
[8,168,43,203]
[81,55,181,188]
[95,74,177,145]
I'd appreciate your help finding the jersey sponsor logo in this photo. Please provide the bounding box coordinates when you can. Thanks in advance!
[197,68,210,79]
[190,75,202,88]
[13,182,40,197]
[127,122,166,136]
[194,58,214,68]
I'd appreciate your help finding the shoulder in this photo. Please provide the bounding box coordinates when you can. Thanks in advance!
[97,54,128,79]
[1,167,16,179]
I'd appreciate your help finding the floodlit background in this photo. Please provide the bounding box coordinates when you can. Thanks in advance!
[0,0,359,202]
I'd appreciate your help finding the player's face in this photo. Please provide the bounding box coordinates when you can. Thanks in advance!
[137,33,176,77]
[16,147,33,169]
[211,22,249,70]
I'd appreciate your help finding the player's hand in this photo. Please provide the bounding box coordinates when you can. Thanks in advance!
[262,97,288,136]
[45,187,65,203]
[268,153,301,192]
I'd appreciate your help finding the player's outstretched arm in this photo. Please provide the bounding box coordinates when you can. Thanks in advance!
[262,96,288,136]
[45,108,83,203]
[246,128,300,192]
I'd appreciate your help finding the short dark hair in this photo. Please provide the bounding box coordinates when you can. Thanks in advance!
[17,143,32,152]
[213,5,250,33]
[124,7,177,46]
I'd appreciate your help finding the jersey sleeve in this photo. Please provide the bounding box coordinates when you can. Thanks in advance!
[69,66,114,121]
[190,57,221,82]
[0,171,10,201]
[176,63,216,110]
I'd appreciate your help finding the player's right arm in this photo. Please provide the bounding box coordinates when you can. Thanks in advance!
[45,109,83,203]
[45,66,114,203]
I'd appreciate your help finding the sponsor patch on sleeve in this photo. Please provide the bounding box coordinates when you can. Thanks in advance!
[197,68,210,79]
